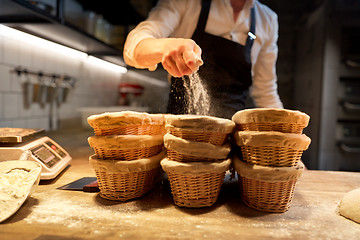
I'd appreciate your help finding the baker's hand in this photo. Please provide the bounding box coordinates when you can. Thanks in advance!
[161,38,203,77]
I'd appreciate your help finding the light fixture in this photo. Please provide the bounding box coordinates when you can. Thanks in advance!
[0,24,128,74]
[86,56,128,74]
[0,24,88,60]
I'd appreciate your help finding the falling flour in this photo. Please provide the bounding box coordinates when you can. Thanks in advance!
[183,72,210,115]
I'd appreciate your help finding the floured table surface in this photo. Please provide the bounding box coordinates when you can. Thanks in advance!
[1,128,359,240]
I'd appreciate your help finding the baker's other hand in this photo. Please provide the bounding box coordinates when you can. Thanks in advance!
[161,38,203,77]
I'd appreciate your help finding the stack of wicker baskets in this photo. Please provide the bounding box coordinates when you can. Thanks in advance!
[87,111,166,201]
[160,115,235,208]
[231,108,311,213]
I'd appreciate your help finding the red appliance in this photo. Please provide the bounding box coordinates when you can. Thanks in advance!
[118,83,144,106]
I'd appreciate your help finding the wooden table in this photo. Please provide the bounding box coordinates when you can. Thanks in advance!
[1,127,360,239]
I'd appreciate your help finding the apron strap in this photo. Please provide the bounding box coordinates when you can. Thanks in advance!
[196,0,211,33]
[244,7,256,64]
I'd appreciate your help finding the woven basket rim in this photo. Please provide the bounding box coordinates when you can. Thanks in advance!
[88,134,164,149]
[231,108,310,125]
[164,114,235,133]
[161,158,230,174]
[89,149,166,173]
[233,155,304,181]
[87,111,165,128]
[164,133,231,159]
[233,131,311,150]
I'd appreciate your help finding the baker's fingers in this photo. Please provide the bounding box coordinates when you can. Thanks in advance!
[175,51,193,76]
[162,54,182,78]
[183,51,203,72]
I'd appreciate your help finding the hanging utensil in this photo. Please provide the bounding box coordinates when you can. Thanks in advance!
[46,75,57,104]
[37,72,47,108]
[19,69,32,109]
[56,75,65,107]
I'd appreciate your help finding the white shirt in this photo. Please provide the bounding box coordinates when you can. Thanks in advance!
[124,0,284,108]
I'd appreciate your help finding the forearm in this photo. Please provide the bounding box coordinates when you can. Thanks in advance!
[126,37,202,77]
[131,38,165,69]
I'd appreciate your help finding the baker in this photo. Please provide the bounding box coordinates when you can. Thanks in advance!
[123,0,284,119]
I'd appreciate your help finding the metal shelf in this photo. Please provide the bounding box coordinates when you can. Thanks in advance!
[0,0,126,66]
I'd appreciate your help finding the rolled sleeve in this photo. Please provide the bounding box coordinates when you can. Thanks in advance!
[250,13,283,109]
[123,0,186,69]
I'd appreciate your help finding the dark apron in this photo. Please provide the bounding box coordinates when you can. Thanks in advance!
[166,0,256,119]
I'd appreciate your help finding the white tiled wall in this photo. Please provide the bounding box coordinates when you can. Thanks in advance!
[0,29,125,131]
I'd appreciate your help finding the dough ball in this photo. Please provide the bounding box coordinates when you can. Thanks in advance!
[339,188,360,224]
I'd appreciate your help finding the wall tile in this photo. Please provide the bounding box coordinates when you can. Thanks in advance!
[0,30,165,130]
[3,93,20,119]
[19,43,32,67]
[0,93,3,119]
[11,118,27,128]
[0,36,3,63]
[0,65,11,92]
[2,38,19,66]
[10,70,22,93]
[0,121,12,128]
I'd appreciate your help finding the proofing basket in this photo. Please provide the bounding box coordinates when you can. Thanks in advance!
[163,133,231,163]
[166,125,229,146]
[238,122,307,134]
[161,158,231,208]
[93,124,165,136]
[92,145,163,160]
[167,149,224,162]
[233,156,304,213]
[87,111,166,136]
[231,108,310,134]
[89,150,166,201]
[88,135,164,160]
[233,131,311,167]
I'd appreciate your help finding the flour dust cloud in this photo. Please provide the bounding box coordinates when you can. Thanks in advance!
[182,72,210,115]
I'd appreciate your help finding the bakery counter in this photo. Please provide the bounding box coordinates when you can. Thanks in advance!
[1,127,360,239]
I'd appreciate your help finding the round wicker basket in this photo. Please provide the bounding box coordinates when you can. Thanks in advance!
[88,134,164,160]
[233,131,311,167]
[231,108,310,134]
[164,114,235,145]
[233,155,304,213]
[89,150,166,201]
[163,133,231,162]
[161,158,231,208]
[87,111,165,136]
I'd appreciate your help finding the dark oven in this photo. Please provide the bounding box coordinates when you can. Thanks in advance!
[337,73,360,170]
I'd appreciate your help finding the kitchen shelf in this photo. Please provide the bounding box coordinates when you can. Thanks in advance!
[0,0,126,66]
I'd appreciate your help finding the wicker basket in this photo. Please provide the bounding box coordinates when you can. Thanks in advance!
[166,125,229,146]
[92,124,165,136]
[233,131,311,167]
[88,135,164,160]
[231,108,310,134]
[164,114,235,145]
[89,150,166,201]
[87,111,165,136]
[163,133,231,163]
[167,149,222,162]
[161,158,231,208]
[233,155,304,213]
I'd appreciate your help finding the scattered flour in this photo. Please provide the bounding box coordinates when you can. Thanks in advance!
[183,72,210,115]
